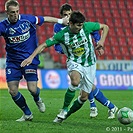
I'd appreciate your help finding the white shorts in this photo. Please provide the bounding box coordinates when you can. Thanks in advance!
[67,60,96,93]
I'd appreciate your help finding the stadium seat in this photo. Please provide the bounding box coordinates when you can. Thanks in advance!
[125,1,133,10]
[114,55,123,60]
[128,10,133,18]
[106,55,114,60]
[67,0,76,7]
[50,0,59,7]
[105,18,114,28]
[24,0,32,6]
[115,28,125,37]
[119,9,128,18]
[120,46,130,56]
[41,0,50,6]
[75,1,84,8]
[127,37,133,46]
[34,7,43,15]
[101,0,109,9]
[43,7,52,16]
[118,37,127,46]
[95,9,103,18]
[84,1,94,8]
[93,0,101,9]
[52,7,60,17]
[109,0,117,9]
[121,18,131,28]
[117,1,126,9]
[33,0,41,6]
[111,9,120,18]
[25,6,34,14]
[103,9,112,18]
[124,28,133,37]
[113,19,122,28]
[112,46,121,56]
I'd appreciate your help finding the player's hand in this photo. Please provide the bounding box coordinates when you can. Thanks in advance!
[21,57,33,67]
[62,16,69,25]
[95,41,104,56]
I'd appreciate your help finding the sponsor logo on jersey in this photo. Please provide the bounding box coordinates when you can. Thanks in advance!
[8,31,30,43]
[25,69,37,74]
[73,47,85,56]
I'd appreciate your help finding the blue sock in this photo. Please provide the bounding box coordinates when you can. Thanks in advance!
[88,91,96,108]
[94,88,114,109]
[31,87,40,102]
[12,92,31,115]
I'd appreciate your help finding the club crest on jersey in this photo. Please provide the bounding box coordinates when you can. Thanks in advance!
[8,31,30,43]
[9,28,16,35]
[73,47,85,56]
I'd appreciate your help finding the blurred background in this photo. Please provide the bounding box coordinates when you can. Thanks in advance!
[0,0,133,89]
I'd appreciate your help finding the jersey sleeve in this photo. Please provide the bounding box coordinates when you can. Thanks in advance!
[46,32,63,47]
[91,31,101,43]
[84,22,100,32]
[22,14,44,26]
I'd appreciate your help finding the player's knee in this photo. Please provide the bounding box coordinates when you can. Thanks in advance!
[8,89,18,96]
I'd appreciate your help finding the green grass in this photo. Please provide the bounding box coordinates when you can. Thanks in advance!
[0,89,133,133]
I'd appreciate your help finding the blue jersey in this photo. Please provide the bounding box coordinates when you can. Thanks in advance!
[54,23,101,54]
[0,14,44,65]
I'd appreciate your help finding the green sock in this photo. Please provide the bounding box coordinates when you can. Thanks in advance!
[66,98,84,118]
[63,89,76,111]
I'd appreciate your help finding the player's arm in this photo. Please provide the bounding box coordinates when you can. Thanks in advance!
[44,16,68,25]
[21,42,47,67]
[95,24,109,50]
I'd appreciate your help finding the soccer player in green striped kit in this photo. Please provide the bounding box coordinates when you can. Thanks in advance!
[21,11,118,123]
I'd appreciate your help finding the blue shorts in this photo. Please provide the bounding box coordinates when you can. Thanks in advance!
[6,62,38,82]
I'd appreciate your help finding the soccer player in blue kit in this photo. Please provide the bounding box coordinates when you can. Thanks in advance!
[53,3,118,122]
[0,0,68,122]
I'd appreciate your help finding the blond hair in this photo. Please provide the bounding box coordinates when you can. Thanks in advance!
[5,0,19,11]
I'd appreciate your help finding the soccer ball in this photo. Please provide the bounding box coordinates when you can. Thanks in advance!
[117,107,133,125]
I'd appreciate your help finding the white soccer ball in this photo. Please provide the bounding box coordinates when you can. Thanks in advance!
[117,107,133,125]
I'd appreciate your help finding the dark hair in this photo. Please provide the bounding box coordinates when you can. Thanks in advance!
[60,3,73,15]
[5,0,19,11]
[69,11,85,24]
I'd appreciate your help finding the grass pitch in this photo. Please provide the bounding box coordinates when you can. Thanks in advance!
[0,89,133,133]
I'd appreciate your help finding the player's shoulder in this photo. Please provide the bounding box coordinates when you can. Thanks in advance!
[20,14,35,20]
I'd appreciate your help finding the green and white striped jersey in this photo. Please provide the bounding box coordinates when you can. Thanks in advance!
[46,22,100,66]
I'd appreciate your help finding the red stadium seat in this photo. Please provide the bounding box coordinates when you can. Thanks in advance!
[124,28,133,37]
[109,0,117,9]
[121,19,131,28]
[113,19,122,28]
[75,1,84,8]
[112,46,121,56]
[93,0,101,9]
[123,55,131,60]
[101,0,109,9]
[118,37,127,46]
[126,1,133,10]
[66,0,76,7]
[95,9,103,18]
[43,7,52,16]
[105,18,114,28]
[84,1,93,8]
[104,45,112,56]
[108,28,116,37]
[128,10,133,18]
[33,0,41,6]
[25,6,34,14]
[52,7,60,18]
[106,55,114,60]
[127,37,133,46]
[114,55,123,60]
[115,28,125,37]
[111,9,120,18]
[103,9,112,18]
[120,46,130,56]
[50,0,59,7]
[117,1,126,9]
[24,0,32,6]
[34,7,43,15]
[119,9,128,18]
[41,0,50,6]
